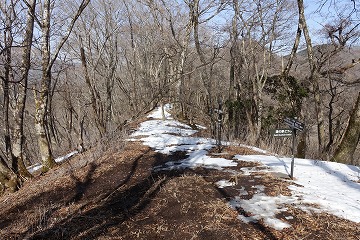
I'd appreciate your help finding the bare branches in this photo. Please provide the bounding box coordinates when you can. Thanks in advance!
[22,0,41,27]
[323,19,360,47]
[48,0,90,72]
[320,58,360,76]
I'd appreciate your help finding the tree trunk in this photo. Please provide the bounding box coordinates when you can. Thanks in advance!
[174,3,192,115]
[332,92,360,164]
[1,0,35,184]
[79,43,106,137]
[34,92,56,172]
[282,8,306,158]
[229,0,239,102]
[3,8,12,160]
[297,0,325,156]
[11,0,36,179]
[34,0,56,172]
[34,0,90,172]
[0,162,19,193]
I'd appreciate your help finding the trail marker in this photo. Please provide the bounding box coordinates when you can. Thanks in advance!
[284,117,304,131]
[272,117,305,179]
[285,117,304,179]
[271,128,293,137]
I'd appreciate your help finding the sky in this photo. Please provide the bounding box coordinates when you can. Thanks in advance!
[305,0,360,43]
[207,0,359,54]
[127,104,360,230]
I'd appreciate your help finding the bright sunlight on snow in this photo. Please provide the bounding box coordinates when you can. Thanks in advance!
[129,104,360,230]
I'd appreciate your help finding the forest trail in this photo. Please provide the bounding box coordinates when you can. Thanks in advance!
[0,106,359,239]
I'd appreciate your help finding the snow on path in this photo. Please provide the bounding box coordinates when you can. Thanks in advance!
[129,104,360,230]
[235,155,360,223]
[129,104,237,170]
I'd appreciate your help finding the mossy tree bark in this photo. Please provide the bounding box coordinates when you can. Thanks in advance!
[1,0,36,189]
[332,92,360,164]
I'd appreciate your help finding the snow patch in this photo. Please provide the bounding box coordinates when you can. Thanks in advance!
[235,154,360,223]
[230,194,293,230]
[129,104,360,230]
[27,150,78,173]
[216,180,236,188]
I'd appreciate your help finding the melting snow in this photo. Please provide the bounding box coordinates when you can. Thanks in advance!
[235,155,360,223]
[27,150,78,173]
[129,104,360,230]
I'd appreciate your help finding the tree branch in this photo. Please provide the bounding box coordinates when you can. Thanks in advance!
[48,0,90,72]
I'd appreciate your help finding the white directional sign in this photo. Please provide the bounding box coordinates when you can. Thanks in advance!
[284,117,304,131]
[271,128,293,137]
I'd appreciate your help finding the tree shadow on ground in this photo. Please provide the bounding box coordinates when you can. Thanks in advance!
[6,146,287,240]
[70,162,97,202]
[28,150,188,239]
[0,161,100,238]
[312,160,360,191]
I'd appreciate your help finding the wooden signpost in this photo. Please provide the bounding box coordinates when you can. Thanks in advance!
[214,99,223,152]
[272,117,305,179]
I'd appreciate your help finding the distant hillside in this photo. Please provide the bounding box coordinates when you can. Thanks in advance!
[289,44,360,81]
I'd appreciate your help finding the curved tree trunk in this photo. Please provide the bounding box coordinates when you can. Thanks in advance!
[332,92,360,164]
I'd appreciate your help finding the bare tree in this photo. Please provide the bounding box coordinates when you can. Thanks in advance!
[227,0,294,144]
[188,0,225,127]
[33,0,90,172]
[10,0,35,180]
[0,0,36,191]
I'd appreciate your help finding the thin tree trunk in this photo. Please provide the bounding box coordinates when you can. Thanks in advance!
[227,0,242,140]
[79,43,106,137]
[3,10,12,160]
[10,0,36,180]
[229,0,239,102]
[282,23,301,78]
[0,4,19,191]
[297,0,325,155]
[193,8,210,102]
[283,6,305,158]
[105,40,117,129]
[174,4,193,115]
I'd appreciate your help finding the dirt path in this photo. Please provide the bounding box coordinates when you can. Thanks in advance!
[0,136,359,239]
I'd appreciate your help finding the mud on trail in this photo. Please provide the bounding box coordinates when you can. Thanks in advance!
[0,132,359,239]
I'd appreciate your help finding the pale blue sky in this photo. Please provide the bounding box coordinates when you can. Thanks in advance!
[304,0,358,43]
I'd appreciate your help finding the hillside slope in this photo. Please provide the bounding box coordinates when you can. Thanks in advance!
[0,105,359,239]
